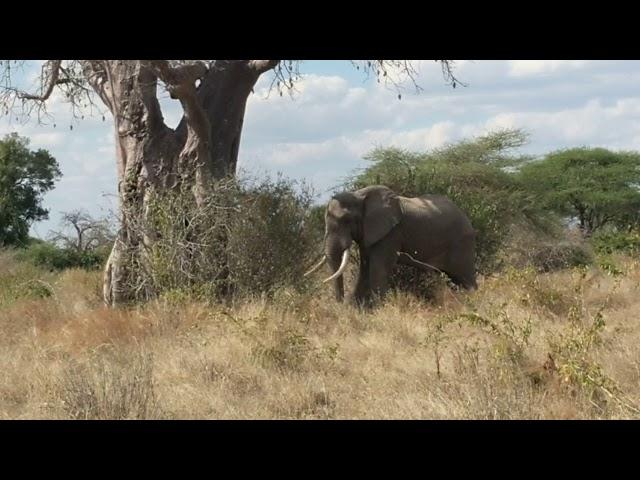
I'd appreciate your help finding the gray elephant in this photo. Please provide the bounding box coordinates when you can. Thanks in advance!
[305,185,477,306]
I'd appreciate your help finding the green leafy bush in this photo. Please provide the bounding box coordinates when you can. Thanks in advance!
[591,229,640,256]
[17,242,108,270]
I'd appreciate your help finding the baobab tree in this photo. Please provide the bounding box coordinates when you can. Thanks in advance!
[0,60,462,306]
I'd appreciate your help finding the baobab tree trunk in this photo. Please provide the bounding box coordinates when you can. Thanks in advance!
[80,60,277,306]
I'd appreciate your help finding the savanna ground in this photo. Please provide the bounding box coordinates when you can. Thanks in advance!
[2,249,640,420]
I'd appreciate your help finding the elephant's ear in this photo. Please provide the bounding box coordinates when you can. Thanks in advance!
[362,187,402,248]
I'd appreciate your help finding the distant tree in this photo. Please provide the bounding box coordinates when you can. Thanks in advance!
[48,209,115,254]
[518,147,640,236]
[0,133,61,246]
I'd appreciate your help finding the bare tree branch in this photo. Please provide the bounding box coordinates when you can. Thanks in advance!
[17,60,62,101]
[0,60,106,124]
[80,60,115,112]
[266,60,302,98]
[437,60,467,89]
[48,209,115,253]
[350,60,466,94]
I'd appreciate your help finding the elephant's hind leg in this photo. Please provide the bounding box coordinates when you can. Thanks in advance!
[444,239,477,291]
[447,270,477,290]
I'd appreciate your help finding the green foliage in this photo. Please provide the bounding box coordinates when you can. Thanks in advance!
[591,229,640,256]
[518,147,640,234]
[457,308,532,361]
[0,133,61,246]
[545,303,625,411]
[16,241,108,270]
[597,256,625,277]
[349,129,552,272]
[0,249,57,307]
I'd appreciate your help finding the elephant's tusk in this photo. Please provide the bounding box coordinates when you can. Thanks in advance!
[323,249,350,283]
[304,255,327,277]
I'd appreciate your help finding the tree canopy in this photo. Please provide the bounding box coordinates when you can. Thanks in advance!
[517,147,640,235]
[0,133,61,246]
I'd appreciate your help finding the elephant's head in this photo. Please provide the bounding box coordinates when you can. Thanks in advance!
[305,185,402,301]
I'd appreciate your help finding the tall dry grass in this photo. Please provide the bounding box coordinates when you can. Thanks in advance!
[1,249,640,419]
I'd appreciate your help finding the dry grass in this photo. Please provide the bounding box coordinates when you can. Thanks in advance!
[1,249,640,419]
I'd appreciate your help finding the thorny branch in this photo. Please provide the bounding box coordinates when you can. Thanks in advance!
[0,60,106,124]
[18,60,62,101]
[265,60,302,98]
[263,60,463,100]
[80,60,114,112]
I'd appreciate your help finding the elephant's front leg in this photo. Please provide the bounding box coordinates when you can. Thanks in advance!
[351,251,370,306]
[358,242,398,305]
[369,248,398,299]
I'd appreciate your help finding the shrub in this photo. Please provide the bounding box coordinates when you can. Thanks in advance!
[530,243,593,273]
[16,242,107,270]
[227,176,319,297]
[591,229,640,256]
[0,248,58,307]
[134,175,320,302]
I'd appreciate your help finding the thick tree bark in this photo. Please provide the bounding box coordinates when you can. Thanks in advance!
[81,60,275,306]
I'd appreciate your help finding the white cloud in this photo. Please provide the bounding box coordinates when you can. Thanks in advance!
[244,121,456,172]
[479,97,640,150]
[508,60,590,77]
[29,132,66,147]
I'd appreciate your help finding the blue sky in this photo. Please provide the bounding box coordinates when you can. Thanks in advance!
[2,60,640,238]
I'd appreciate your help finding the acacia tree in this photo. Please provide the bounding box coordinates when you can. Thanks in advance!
[518,147,640,236]
[0,60,461,306]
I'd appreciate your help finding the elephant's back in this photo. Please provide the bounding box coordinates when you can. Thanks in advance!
[400,194,474,233]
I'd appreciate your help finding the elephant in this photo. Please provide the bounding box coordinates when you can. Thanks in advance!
[305,185,477,307]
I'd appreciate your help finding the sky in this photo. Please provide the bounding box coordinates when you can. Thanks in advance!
[2,60,640,239]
